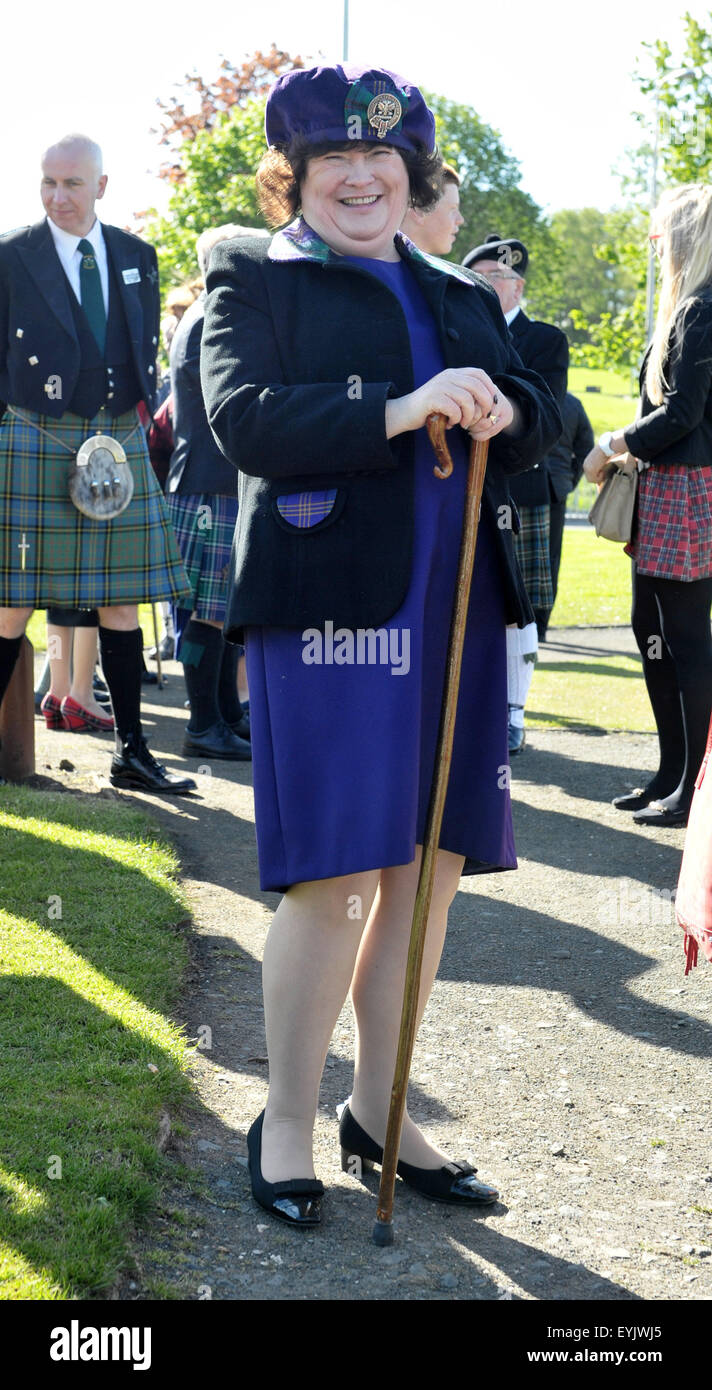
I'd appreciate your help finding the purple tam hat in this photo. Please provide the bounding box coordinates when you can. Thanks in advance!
[264,64,436,155]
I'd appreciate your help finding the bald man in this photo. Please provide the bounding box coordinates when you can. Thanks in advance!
[0,134,195,792]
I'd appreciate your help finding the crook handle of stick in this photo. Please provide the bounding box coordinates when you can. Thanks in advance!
[372,422,490,1246]
[427,412,453,478]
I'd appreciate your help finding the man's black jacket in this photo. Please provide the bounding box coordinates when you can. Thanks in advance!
[507,308,569,506]
[0,218,159,420]
[166,292,238,496]
[201,225,562,638]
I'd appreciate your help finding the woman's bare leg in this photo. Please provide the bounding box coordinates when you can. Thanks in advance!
[46,623,73,702]
[349,845,465,1168]
[69,626,108,718]
[260,868,380,1183]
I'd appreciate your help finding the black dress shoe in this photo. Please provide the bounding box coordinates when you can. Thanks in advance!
[632,800,689,828]
[110,733,197,794]
[182,720,252,761]
[227,708,250,741]
[338,1103,499,1206]
[141,668,159,685]
[246,1111,323,1228]
[612,785,659,811]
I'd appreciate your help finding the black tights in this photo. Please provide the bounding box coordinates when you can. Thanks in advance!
[631,567,712,810]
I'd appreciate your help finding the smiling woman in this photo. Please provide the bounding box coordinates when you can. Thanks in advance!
[256,134,442,239]
[200,61,561,1232]
[299,145,410,260]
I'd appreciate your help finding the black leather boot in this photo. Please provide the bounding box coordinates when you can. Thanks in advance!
[110,732,197,794]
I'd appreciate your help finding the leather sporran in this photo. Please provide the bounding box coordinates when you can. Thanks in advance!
[588,464,637,543]
[68,434,134,520]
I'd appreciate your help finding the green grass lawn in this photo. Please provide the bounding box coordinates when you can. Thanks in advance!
[528,652,653,732]
[0,787,192,1298]
[567,366,638,515]
[550,526,632,628]
[528,526,655,731]
[568,365,638,437]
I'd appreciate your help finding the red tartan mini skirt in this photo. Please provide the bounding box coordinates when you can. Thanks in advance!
[625,461,712,581]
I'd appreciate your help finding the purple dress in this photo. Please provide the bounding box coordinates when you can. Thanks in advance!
[245,256,516,892]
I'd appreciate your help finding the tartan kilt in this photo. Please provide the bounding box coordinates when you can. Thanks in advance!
[164,490,238,623]
[625,462,712,581]
[512,503,553,609]
[0,405,191,608]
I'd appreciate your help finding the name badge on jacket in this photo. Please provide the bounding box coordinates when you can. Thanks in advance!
[122,268,140,285]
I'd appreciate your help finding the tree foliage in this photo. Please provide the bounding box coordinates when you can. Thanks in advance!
[143,100,269,288]
[621,11,712,198]
[428,92,560,307]
[145,71,559,302]
[529,206,647,369]
[142,30,712,377]
[154,46,304,184]
[572,9,712,372]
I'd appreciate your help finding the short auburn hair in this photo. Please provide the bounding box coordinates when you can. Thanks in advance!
[256,137,444,227]
[440,162,460,188]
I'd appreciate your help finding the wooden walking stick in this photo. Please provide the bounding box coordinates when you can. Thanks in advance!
[372,417,490,1247]
[151,603,164,690]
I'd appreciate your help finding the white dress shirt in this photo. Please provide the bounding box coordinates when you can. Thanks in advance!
[505,305,521,327]
[47,217,110,316]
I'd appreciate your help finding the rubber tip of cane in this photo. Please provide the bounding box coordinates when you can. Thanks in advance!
[372,1218,394,1247]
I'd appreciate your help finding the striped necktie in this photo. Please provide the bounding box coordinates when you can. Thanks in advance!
[78,238,107,355]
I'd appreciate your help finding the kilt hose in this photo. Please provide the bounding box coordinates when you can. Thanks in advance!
[512,502,554,610]
[0,405,191,609]
[164,491,238,624]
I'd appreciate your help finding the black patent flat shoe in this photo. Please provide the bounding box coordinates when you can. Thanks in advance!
[246,1111,323,1228]
[632,800,689,828]
[612,786,658,811]
[338,1103,499,1207]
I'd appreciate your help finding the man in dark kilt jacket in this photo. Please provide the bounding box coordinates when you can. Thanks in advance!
[0,134,195,792]
[463,235,568,752]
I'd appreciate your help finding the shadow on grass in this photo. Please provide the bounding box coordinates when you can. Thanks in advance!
[534,660,642,681]
[0,787,197,1296]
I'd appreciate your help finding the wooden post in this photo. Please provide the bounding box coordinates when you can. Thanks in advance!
[0,636,35,781]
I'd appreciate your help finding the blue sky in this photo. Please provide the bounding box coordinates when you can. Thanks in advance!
[2,0,709,232]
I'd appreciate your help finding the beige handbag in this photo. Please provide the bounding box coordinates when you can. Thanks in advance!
[588,459,638,543]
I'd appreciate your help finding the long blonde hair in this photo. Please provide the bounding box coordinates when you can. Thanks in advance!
[646,183,712,405]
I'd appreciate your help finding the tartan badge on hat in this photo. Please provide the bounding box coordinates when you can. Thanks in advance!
[344,78,409,140]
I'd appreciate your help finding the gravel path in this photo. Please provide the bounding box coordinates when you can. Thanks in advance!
[29,633,712,1302]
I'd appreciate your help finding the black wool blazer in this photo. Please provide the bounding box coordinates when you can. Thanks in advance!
[507,308,569,506]
[0,218,160,420]
[625,292,712,468]
[201,226,562,638]
[166,293,238,497]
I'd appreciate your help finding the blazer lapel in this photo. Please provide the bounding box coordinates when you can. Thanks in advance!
[16,221,77,342]
[508,308,528,345]
[103,225,142,347]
